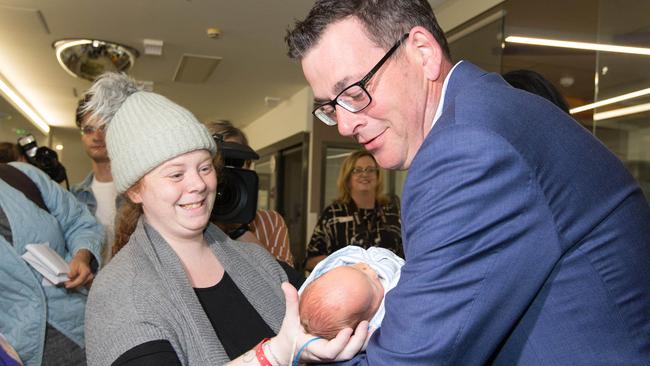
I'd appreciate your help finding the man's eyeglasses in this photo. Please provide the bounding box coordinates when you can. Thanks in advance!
[80,124,107,135]
[312,33,409,126]
[351,166,379,175]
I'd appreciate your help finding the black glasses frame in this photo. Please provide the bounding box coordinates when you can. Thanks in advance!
[312,33,410,125]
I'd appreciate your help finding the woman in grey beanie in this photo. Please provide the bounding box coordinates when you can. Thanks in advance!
[81,73,365,366]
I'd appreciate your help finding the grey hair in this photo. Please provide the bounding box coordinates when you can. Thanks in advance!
[82,72,142,127]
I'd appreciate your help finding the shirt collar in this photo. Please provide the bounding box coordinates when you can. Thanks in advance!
[429,60,463,132]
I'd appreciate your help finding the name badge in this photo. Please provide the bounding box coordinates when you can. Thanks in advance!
[334,216,354,223]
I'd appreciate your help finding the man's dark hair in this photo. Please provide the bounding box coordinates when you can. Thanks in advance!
[0,142,21,163]
[286,0,450,61]
[75,93,93,128]
[503,69,570,114]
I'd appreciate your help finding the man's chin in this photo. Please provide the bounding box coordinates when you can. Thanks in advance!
[373,151,407,171]
[90,154,109,163]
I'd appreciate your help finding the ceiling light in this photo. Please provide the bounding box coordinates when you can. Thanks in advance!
[53,39,139,81]
[0,74,50,134]
[570,87,650,114]
[559,76,574,88]
[143,39,164,56]
[55,144,64,151]
[206,27,221,39]
[505,36,650,56]
[593,102,650,121]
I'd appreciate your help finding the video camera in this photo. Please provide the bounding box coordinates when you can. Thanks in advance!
[210,134,259,224]
[17,134,69,187]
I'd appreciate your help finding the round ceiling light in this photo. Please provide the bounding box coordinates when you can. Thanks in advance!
[53,39,140,81]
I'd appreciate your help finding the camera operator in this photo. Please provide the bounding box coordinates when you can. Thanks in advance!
[206,121,295,268]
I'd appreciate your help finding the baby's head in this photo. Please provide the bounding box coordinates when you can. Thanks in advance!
[299,262,384,339]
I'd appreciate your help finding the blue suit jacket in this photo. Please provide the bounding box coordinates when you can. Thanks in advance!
[339,62,650,365]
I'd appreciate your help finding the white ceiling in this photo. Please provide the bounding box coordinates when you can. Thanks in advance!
[0,0,449,132]
[0,0,318,130]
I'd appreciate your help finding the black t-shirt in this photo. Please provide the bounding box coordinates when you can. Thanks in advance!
[113,272,277,365]
[194,272,275,359]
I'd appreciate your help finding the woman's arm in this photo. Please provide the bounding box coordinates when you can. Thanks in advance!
[226,283,370,366]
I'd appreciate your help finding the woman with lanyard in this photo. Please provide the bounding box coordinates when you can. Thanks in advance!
[305,151,403,271]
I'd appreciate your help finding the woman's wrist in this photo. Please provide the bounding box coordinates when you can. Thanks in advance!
[266,337,291,366]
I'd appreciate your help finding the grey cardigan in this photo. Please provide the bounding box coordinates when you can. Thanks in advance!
[85,219,287,366]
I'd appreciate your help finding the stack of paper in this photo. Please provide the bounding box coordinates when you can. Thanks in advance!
[22,243,70,285]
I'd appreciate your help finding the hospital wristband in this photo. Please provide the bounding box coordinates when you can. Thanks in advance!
[255,338,276,366]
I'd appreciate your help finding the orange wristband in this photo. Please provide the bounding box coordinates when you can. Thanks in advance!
[255,338,273,366]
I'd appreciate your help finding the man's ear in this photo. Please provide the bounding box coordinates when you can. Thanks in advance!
[408,26,443,82]
[127,188,142,204]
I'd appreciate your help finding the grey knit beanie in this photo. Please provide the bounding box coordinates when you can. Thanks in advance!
[83,72,217,193]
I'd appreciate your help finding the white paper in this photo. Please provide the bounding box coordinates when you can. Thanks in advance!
[22,243,70,285]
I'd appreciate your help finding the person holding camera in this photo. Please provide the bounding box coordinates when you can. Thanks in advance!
[206,121,295,268]
[70,94,123,266]
[0,160,104,366]
[15,135,69,188]
[83,73,331,365]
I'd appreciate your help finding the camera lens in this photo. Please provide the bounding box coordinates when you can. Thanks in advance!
[212,170,248,221]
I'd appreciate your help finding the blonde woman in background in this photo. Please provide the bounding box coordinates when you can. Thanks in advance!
[305,151,403,271]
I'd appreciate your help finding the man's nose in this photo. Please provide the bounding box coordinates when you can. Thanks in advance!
[336,106,364,137]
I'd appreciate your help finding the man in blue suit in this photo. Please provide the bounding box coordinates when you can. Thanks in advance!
[285,0,650,364]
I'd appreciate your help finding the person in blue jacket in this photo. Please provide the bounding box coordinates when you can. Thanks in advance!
[0,162,104,366]
[283,0,650,364]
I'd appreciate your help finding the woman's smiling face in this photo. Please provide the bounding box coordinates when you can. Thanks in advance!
[129,149,217,243]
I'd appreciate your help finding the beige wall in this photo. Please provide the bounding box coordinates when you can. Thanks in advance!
[242,86,314,152]
[435,0,504,31]
[50,127,92,185]
[243,86,316,244]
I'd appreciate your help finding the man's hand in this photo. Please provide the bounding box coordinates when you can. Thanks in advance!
[65,249,94,290]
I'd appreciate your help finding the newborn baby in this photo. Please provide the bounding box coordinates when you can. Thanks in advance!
[298,246,404,339]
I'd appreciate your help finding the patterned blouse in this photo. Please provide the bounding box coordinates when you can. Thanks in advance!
[306,197,403,260]
[249,209,294,266]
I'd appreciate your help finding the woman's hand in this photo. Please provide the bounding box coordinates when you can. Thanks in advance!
[65,249,94,290]
[269,282,370,364]
[227,282,370,366]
